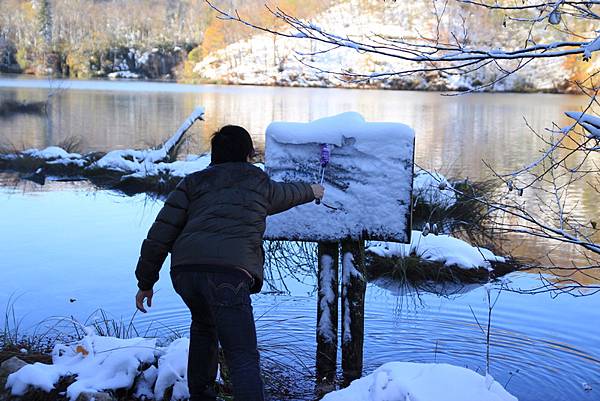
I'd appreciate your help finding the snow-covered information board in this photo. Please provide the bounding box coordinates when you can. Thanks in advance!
[264,112,415,242]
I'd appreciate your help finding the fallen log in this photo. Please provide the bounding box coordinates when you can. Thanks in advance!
[0,107,206,195]
[90,106,205,172]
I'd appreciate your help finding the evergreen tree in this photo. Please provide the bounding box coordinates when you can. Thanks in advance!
[36,0,53,47]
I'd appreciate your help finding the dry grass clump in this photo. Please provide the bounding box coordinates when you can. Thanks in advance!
[365,253,520,294]
[412,177,498,246]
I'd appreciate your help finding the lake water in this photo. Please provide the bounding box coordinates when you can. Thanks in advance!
[0,77,599,401]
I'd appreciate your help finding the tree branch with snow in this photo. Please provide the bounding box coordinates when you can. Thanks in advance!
[204,0,600,86]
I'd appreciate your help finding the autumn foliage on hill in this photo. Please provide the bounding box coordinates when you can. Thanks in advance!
[0,0,329,77]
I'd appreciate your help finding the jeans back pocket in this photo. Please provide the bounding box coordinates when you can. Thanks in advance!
[208,272,250,307]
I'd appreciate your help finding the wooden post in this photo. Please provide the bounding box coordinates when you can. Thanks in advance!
[316,241,339,385]
[341,238,366,385]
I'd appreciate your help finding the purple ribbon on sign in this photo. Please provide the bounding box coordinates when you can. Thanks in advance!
[320,144,330,167]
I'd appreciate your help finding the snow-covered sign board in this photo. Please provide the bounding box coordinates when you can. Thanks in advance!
[264,112,415,242]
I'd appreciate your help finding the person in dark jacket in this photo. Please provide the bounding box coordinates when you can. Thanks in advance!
[134,125,324,401]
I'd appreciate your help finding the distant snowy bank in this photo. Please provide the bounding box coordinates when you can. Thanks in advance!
[192,0,595,93]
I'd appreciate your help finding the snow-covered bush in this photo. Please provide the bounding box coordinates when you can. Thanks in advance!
[413,169,457,209]
[368,230,505,271]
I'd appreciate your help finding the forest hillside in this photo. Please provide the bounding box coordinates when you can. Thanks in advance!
[0,0,596,92]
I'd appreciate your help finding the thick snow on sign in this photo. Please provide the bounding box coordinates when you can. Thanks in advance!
[265,112,414,242]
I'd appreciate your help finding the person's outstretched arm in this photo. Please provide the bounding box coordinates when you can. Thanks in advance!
[267,179,323,215]
[134,177,190,311]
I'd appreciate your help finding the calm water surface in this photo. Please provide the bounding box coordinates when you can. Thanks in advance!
[0,77,599,401]
[0,75,591,176]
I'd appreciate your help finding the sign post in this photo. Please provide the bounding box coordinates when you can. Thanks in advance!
[340,238,366,385]
[316,241,339,385]
[264,112,415,386]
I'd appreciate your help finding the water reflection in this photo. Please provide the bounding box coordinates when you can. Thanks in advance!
[2,78,600,270]
[0,77,589,177]
[2,78,600,399]
[1,180,599,401]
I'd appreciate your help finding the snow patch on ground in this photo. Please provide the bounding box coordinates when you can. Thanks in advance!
[154,338,190,401]
[5,333,194,401]
[368,230,505,270]
[322,361,517,401]
[6,335,517,401]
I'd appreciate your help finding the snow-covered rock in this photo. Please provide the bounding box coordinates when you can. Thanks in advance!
[74,391,116,401]
[0,357,27,377]
[322,362,517,401]
[0,356,28,390]
[265,111,415,242]
[133,365,158,400]
[368,230,505,270]
[6,362,64,395]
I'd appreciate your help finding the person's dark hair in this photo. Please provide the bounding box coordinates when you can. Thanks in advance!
[210,125,255,165]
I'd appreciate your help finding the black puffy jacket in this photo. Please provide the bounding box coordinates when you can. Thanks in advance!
[135,162,315,293]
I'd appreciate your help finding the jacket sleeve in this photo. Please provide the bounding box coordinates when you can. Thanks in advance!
[135,177,190,291]
[267,179,315,216]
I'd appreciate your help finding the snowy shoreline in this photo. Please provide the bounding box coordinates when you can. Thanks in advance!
[0,72,583,95]
[2,332,517,401]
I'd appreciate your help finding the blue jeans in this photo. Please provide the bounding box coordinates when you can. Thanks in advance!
[171,270,264,401]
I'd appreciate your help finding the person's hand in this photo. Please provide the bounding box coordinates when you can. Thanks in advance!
[311,184,325,200]
[135,289,153,313]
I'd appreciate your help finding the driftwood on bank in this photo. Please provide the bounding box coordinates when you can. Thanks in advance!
[0,106,205,195]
